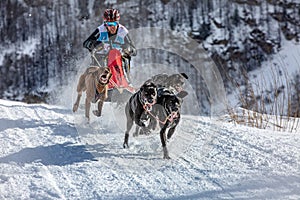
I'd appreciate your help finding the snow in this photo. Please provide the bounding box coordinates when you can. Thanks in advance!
[0,99,299,199]
[224,22,300,115]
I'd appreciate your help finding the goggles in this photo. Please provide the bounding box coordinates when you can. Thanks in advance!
[105,21,118,27]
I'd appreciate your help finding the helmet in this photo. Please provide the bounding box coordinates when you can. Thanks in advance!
[103,9,120,22]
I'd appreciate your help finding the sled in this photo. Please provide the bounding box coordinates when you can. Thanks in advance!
[91,49,135,102]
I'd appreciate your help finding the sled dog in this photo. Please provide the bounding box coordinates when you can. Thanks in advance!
[123,83,186,159]
[123,81,157,147]
[147,88,186,159]
[72,66,112,121]
[150,72,189,96]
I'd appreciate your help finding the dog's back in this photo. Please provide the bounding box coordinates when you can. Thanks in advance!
[77,66,100,93]
[150,74,169,87]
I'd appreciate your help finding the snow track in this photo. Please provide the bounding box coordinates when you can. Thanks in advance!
[0,99,299,199]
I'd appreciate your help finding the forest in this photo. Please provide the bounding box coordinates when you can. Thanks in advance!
[0,0,299,116]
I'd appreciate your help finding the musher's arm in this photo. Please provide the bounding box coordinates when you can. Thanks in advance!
[122,34,137,57]
[83,29,102,52]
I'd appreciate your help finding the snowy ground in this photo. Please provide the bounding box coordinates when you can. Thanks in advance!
[0,99,299,199]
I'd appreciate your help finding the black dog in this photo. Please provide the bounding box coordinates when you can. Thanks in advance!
[139,72,189,134]
[124,85,186,159]
[123,81,157,148]
[147,88,186,159]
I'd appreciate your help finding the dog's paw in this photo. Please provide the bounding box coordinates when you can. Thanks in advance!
[72,104,79,112]
[92,110,101,117]
[123,142,129,148]
[163,147,171,159]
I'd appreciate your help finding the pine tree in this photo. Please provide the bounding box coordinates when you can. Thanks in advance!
[232,7,240,26]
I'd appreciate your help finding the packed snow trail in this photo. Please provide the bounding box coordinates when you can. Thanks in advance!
[0,99,299,199]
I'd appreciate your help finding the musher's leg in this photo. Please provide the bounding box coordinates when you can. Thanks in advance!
[122,57,131,83]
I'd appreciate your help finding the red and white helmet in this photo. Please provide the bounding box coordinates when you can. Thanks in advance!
[103,9,120,22]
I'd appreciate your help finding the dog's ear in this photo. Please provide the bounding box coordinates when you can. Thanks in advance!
[140,85,144,92]
[176,90,188,99]
[180,73,188,79]
[140,81,148,92]
[142,80,156,89]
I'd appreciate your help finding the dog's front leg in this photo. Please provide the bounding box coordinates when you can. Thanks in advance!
[85,98,91,121]
[134,111,151,136]
[104,86,108,100]
[160,123,171,159]
[97,99,104,116]
[134,110,146,127]
[167,116,180,139]
[167,126,177,141]
[93,93,104,117]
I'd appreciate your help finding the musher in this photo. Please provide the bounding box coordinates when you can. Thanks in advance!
[83,8,137,81]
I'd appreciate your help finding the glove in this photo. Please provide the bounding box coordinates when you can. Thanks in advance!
[122,48,131,58]
[83,40,94,52]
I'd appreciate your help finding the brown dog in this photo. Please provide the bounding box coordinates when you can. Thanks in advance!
[72,66,112,121]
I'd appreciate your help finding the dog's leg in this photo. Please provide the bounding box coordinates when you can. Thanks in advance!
[134,109,146,128]
[123,119,133,148]
[167,126,176,140]
[97,99,104,116]
[123,103,133,148]
[167,116,180,139]
[133,126,140,137]
[85,98,91,121]
[160,124,171,159]
[93,99,104,117]
[148,112,158,130]
[73,92,82,112]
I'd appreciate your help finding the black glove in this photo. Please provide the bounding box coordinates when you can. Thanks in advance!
[122,49,131,58]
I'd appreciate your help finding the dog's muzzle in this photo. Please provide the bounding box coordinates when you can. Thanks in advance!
[99,72,110,84]
[142,97,156,111]
[174,84,183,92]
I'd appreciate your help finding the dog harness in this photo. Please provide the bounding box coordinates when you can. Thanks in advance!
[92,80,106,103]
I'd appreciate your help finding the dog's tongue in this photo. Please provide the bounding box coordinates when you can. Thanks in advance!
[101,77,107,83]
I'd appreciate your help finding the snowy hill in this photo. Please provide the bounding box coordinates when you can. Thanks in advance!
[0,99,299,199]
